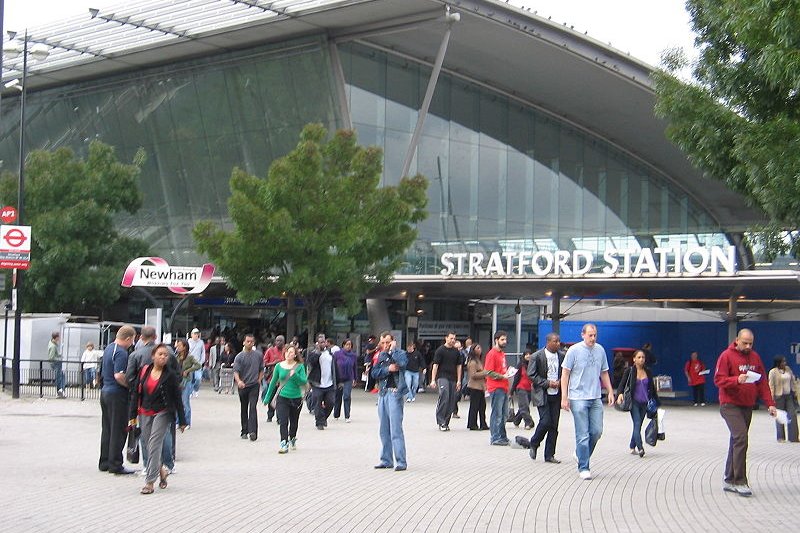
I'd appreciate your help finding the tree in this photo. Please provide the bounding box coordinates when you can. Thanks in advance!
[653,0,800,259]
[194,123,428,346]
[0,141,150,313]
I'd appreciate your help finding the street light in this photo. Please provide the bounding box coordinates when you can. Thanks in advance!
[2,30,49,398]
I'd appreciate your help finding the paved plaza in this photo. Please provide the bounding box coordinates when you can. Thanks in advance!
[1,387,797,532]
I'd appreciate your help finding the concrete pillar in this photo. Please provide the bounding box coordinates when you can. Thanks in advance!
[366,298,392,335]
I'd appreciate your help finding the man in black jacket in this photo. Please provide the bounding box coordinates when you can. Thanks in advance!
[306,333,337,430]
[527,332,565,463]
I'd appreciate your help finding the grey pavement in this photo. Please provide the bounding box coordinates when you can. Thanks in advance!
[1,387,798,532]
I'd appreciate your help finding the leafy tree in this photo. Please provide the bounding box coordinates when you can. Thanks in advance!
[653,0,800,258]
[194,123,428,346]
[0,141,150,313]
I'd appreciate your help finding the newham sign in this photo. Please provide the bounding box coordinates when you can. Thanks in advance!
[440,246,736,278]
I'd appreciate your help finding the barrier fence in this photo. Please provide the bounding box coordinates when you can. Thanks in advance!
[1,358,100,401]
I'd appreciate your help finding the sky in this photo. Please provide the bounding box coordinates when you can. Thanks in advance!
[2,0,698,68]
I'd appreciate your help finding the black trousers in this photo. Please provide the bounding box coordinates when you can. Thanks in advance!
[312,385,335,427]
[99,389,129,472]
[691,384,705,404]
[277,396,302,441]
[466,387,487,429]
[530,393,561,460]
[238,384,259,436]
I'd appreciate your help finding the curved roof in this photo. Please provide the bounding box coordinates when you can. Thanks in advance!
[1,0,764,230]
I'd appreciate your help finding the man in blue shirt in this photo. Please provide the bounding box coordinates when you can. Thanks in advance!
[560,323,614,481]
[98,325,137,475]
[372,331,409,471]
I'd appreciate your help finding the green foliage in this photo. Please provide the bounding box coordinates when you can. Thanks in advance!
[0,141,150,313]
[653,0,800,258]
[194,123,428,345]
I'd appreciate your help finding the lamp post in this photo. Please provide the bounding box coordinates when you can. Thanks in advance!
[3,30,49,398]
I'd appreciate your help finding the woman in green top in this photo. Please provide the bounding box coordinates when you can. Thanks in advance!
[264,345,308,453]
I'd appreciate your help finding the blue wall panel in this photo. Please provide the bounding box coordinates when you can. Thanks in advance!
[539,320,800,403]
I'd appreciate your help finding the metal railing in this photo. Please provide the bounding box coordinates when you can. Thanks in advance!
[1,358,101,401]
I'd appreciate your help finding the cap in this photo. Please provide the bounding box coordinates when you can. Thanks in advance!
[191,328,200,335]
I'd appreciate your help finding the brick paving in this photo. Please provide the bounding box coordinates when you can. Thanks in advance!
[1,387,798,532]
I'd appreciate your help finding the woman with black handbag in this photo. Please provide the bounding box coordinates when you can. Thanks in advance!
[616,349,660,457]
[129,344,188,495]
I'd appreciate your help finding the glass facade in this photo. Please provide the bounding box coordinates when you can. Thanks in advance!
[0,36,740,274]
[339,43,729,274]
[0,37,340,265]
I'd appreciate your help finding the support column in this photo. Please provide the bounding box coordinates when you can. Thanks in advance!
[727,295,738,342]
[551,292,561,335]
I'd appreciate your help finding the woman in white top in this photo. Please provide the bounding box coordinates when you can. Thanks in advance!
[81,342,100,388]
[768,356,798,442]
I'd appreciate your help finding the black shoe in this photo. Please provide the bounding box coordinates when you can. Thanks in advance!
[515,436,531,449]
[544,457,561,464]
[638,447,645,458]
[529,444,538,460]
[394,465,407,471]
[249,433,257,441]
[316,425,325,430]
[479,426,490,431]
[109,467,136,475]
[267,417,273,423]
[241,433,248,439]
[374,463,393,469]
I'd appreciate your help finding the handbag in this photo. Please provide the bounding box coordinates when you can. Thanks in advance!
[126,426,141,464]
[620,368,634,412]
[645,417,658,447]
[646,397,658,419]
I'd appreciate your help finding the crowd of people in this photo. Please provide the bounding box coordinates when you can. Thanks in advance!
[91,322,798,497]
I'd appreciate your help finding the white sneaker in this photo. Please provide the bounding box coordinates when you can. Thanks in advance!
[579,470,592,480]
[345,418,351,423]
[701,403,706,406]
[722,482,737,493]
[193,391,199,398]
[735,485,753,497]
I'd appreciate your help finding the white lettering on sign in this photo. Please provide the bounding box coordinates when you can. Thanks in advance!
[440,246,737,278]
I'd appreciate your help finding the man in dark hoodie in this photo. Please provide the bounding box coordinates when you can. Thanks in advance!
[714,328,776,497]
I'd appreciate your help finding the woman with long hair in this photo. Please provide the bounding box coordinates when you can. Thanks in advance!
[129,343,188,495]
[264,345,308,453]
[616,349,660,457]
[175,338,201,427]
[466,344,489,430]
[768,356,799,442]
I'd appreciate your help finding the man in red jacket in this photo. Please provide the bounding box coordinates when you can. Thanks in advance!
[714,328,776,497]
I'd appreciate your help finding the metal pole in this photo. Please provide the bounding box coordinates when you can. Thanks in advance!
[2,305,7,391]
[399,11,459,179]
[11,31,27,399]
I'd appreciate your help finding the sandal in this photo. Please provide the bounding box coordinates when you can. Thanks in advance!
[140,485,154,495]
[159,466,169,489]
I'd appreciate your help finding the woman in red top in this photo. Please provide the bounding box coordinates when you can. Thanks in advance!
[129,344,188,495]
[511,351,535,430]
[684,351,707,406]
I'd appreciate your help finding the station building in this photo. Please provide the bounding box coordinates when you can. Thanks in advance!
[2,0,799,394]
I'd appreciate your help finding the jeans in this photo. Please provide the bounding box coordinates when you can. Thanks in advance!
[404,370,419,401]
[239,384,259,437]
[628,400,646,451]
[489,389,509,444]
[181,383,192,426]
[435,378,457,427]
[140,412,174,470]
[334,381,353,419]
[720,403,753,485]
[513,390,534,427]
[193,370,202,393]
[51,361,65,392]
[83,367,96,387]
[530,394,561,459]
[377,390,406,468]
[570,398,604,472]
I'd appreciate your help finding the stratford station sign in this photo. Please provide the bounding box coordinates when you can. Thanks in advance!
[440,245,737,278]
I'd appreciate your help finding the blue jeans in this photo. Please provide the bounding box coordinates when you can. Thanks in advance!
[570,398,604,472]
[83,367,96,387]
[334,381,353,419]
[377,390,406,468]
[51,361,65,392]
[193,370,202,392]
[404,370,419,401]
[489,389,509,444]
[629,401,646,450]
[181,383,192,426]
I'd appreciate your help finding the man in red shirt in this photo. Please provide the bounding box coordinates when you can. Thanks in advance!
[714,328,776,497]
[263,335,285,422]
[484,330,510,446]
